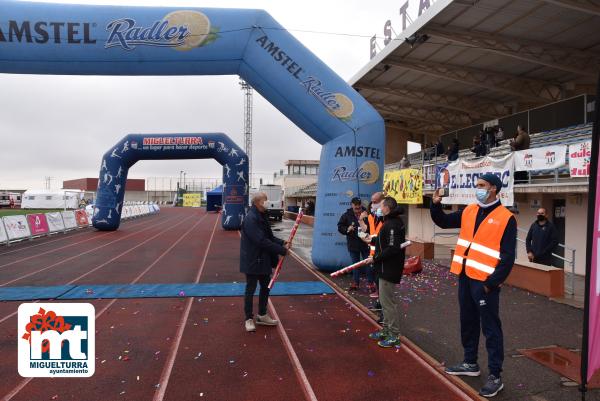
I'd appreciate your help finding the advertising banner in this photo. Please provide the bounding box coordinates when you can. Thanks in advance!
[383,169,423,204]
[569,140,592,177]
[183,194,202,208]
[26,214,49,236]
[45,212,65,233]
[3,215,31,240]
[514,145,567,171]
[444,154,514,206]
[61,211,78,230]
[582,76,600,387]
[0,220,8,243]
[435,163,450,190]
[75,210,89,227]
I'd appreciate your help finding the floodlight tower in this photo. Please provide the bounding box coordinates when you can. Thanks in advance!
[239,79,253,187]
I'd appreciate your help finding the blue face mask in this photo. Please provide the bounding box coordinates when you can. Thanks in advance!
[476,188,489,203]
[376,208,383,217]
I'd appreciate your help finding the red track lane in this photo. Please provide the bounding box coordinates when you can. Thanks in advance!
[0,212,180,287]
[0,209,477,401]
[1,210,218,401]
[0,215,156,267]
[0,213,180,324]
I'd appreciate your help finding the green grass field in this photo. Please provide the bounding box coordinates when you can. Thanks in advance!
[0,209,65,217]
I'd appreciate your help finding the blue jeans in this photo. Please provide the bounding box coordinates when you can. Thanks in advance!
[349,249,374,285]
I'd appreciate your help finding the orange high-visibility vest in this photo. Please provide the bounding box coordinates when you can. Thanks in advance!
[368,214,383,256]
[451,203,513,282]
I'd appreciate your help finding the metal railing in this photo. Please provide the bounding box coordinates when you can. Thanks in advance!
[430,225,577,296]
[516,227,577,296]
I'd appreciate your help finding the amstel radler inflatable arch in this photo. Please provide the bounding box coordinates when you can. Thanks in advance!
[0,2,385,271]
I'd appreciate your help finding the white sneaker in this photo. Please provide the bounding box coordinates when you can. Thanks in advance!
[256,314,279,326]
[245,318,256,332]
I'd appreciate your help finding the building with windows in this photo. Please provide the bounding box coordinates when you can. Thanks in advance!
[273,160,319,210]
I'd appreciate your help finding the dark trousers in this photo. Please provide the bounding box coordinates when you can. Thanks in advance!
[349,249,374,284]
[533,255,553,266]
[458,272,504,377]
[244,274,270,320]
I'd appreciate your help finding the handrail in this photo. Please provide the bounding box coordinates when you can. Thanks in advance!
[516,226,575,252]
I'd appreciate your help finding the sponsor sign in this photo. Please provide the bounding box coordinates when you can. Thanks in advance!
[0,219,7,243]
[255,34,354,120]
[3,215,31,240]
[569,140,592,177]
[331,160,379,185]
[26,214,49,236]
[444,154,514,206]
[75,210,89,227]
[61,211,78,229]
[514,145,567,171]
[45,212,65,232]
[18,303,95,377]
[105,10,218,51]
[383,169,423,204]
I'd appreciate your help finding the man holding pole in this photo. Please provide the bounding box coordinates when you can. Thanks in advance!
[364,196,406,348]
[430,173,516,398]
[240,192,289,332]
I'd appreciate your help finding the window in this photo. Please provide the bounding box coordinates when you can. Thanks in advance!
[292,165,301,175]
[46,196,53,200]
[28,196,35,200]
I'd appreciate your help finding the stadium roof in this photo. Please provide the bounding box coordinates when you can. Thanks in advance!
[350,0,600,140]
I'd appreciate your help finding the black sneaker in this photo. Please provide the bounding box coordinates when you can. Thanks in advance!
[479,375,504,398]
[444,362,481,377]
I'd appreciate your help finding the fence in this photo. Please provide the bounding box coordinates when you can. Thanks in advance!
[0,202,160,247]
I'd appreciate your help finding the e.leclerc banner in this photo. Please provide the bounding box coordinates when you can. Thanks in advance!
[443,154,514,206]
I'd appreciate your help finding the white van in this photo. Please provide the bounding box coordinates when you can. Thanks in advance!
[259,184,284,221]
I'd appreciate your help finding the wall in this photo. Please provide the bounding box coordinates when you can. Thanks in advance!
[407,204,460,259]
[514,193,587,276]
[64,177,145,191]
[385,126,410,164]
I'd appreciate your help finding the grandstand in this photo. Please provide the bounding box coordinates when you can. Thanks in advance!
[350,0,599,286]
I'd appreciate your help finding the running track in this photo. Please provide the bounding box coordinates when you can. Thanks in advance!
[0,208,480,401]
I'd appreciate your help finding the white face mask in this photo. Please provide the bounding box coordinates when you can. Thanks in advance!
[371,202,381,213]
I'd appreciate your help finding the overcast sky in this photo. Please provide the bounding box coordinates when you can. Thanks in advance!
[0,0,423,190]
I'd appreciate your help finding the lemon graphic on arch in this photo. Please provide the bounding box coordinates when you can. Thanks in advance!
[165,10,211,51]
[360,161,380,185]
[329,93,355,120]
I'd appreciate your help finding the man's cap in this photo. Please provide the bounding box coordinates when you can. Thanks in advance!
[480,173,502,193]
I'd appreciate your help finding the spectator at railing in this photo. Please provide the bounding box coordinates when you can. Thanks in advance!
[447,138,459,161]
[400,156,411,168]
[510,125,530,151]
[494,127,504,147]
[435,139,445,157]
[471,137,487,157]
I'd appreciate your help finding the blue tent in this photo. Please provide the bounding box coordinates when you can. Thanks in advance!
[206,185,224,212]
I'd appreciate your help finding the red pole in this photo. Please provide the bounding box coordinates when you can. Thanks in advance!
[268,209,304,289]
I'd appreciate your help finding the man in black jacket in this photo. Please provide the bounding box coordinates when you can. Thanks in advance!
[526,208,559,266]
[365,196,406,348]
[240,192,289,332]
[337,197,374,291]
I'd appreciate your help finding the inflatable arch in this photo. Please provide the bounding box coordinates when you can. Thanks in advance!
[95,133,248,231]
[0,2,385,271]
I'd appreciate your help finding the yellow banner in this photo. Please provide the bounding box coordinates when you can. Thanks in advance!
[183,193,202,208]
[383,169,423,205]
